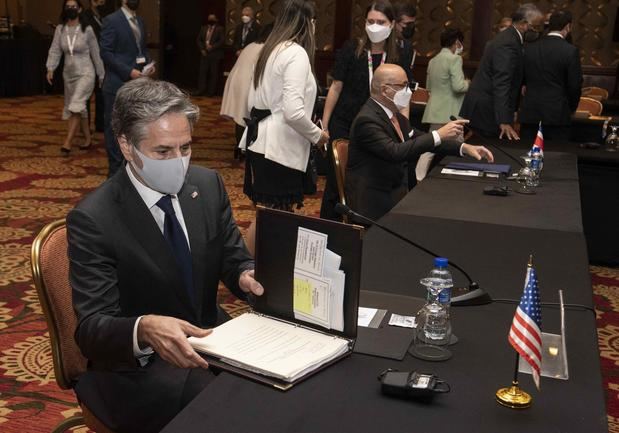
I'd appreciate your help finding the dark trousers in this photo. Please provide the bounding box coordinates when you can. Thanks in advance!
[319,116,351,221]
[75,355,217,433]
[86,86,105,133]
[103,91,124,177]
[520,123,571,142]
[198,53,222,96]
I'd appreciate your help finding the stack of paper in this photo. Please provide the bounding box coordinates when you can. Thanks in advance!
[293,227,346,331]
[188,313,349,382]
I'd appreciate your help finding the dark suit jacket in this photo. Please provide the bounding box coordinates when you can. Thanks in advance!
[519,35,582,126]
[460,26,524,135]
[67,165,254,368]
[345,99,462,221]
[197,24,224,58]
[233,21,261,52]
[81,9,103,40]
[100,9,150,95]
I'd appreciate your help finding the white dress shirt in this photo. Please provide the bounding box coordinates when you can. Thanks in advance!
[242,41,323,172]
[125,164,191,362]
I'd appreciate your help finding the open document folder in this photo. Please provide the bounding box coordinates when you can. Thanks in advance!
[188,312,350,383]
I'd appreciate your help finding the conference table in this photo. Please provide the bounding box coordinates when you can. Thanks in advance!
[162,150,607,432]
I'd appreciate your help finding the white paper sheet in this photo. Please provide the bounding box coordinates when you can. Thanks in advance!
[358,307,378,327]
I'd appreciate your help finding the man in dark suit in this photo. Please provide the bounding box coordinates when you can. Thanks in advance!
[346,64,494,222]
[100,0,154,178]
[232,6,261,56]
[67,78,264,433]
[519,11,582,142]
[196,14,225,96]
[82,0,106,132]
[460,4,542,140]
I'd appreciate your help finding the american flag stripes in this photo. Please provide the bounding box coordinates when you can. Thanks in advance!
[508,264,542,390]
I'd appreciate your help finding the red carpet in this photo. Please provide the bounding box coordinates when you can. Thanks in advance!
[0,94,616,431]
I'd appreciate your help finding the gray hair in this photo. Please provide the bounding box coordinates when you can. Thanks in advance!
[111,78,200,147]
[512,3,542,24]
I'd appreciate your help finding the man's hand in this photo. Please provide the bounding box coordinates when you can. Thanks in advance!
[130,69,142,80]
[138,315,211,369]
[239,269,264,296]
[437,119,468,141]
[499,123,520,140]
[461,143,494,162]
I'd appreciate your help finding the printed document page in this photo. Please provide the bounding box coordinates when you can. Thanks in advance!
[188,313,349,382]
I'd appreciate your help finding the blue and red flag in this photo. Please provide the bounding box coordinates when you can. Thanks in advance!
[531,121,544,156]
[508,261,542,390]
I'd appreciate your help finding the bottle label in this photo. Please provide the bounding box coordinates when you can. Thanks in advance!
[438,287,451,305]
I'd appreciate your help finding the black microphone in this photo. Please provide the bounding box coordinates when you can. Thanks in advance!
[450,115,524,168]
[335,203,492,306]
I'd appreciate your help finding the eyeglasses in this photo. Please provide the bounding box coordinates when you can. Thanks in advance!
[384,81,419,92]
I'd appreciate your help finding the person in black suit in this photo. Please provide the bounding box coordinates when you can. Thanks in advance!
[519,11,582,142]
[196,14,224,96]
[345,64,494,222]
[100,0,154,177]
[233,6,261,56]
[82,0,106,132]
[67,78,264,433]
[460,4,543,140]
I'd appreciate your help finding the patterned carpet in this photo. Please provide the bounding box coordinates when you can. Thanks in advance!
[0,94,617,432]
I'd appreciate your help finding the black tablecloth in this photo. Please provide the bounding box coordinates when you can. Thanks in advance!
[161,147,607,433]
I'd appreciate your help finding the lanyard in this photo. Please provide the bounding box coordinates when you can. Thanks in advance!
[66,26,79,56]
[367,50,387,90]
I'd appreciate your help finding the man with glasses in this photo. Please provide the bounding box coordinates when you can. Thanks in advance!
[460,4,543,140]
[345,64,493,223]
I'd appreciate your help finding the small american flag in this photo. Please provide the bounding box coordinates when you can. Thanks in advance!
[531,121,544,156]
[508,263,542,389]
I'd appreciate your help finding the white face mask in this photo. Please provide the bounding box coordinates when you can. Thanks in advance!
[455,42,463,55]
[131,146,191,194]
[241,15,251,24]
[387,86,413,110]
[365,23,392,43]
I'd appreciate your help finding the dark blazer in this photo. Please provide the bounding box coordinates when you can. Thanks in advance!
[100,9,150,95]
[197,24,225,57]
[346,99,462,221]
[519,35,582,126]
[233,21,261,52]
[68,165,253,367]
[460,26,524,135]
[81,9,103,40]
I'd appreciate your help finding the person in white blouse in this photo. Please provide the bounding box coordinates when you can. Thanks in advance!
[241,0,329,215]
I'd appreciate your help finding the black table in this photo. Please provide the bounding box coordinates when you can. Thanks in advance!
[162,150,608,433]
[0,37,50,97]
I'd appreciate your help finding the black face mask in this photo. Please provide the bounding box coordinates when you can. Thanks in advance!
[402,23,415,40]
[64,7,79,20]
[126,0,140,11]
[523,29,540,43]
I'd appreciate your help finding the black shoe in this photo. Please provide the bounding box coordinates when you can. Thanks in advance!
[60,146,71,156]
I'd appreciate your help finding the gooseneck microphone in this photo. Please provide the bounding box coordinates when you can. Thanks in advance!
[335,203,492,306]
[450,115,524,168]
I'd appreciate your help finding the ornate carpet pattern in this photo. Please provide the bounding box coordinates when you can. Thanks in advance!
[0,95,617,432]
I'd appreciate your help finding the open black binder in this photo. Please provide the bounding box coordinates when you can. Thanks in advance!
[203,207,364,391]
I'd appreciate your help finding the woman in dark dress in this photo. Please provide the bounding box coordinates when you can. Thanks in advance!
[319,0,414,221]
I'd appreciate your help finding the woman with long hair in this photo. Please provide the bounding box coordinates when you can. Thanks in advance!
[241,0,328,212]
[319,0,413,221]
[46,0,104,155]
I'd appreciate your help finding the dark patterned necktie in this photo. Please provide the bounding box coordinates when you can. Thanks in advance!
[156,195,194,303]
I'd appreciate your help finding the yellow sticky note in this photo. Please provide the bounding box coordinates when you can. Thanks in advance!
[294,278,312,314]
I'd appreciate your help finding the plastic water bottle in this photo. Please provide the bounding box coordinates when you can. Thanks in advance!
[420,258,453,343]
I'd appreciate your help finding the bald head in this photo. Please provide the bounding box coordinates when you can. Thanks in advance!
[371,64,408,97]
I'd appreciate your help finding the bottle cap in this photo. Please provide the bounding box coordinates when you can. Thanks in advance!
[434,257,448,268]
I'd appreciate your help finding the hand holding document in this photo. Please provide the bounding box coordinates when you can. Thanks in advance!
[188,313,349,383]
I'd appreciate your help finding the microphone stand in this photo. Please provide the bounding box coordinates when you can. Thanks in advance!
[335,204,492,306]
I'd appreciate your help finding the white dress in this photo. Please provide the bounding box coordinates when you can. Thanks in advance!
[46,24,104,120]
[220,42,264,126]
